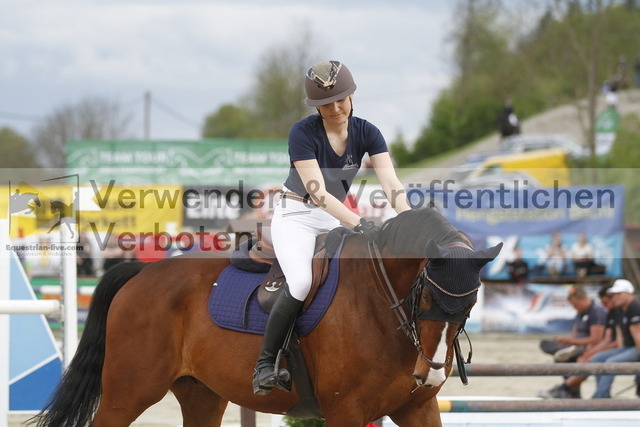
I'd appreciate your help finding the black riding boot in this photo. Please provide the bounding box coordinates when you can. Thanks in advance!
[253,286,303,395]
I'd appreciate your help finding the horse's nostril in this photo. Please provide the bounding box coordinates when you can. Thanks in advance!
[412,374,424,384]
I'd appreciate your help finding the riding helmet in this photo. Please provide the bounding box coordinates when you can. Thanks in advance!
[304,60,357,106]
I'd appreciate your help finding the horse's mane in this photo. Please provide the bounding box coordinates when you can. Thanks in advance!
[377,207,464,255]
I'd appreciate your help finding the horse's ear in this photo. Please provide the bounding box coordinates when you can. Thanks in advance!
[473,242,503,267]
[425,240,445,260]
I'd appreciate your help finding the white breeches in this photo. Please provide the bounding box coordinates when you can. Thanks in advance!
[270,195,340,301]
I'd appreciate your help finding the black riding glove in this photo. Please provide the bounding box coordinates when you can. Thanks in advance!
[354,217,379,241]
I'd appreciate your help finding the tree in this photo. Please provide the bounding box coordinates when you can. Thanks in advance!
[413,0,509,158]
[390,131,412,167]
[411,0,640,163]
[32,96,134,167]
[548,0,616,164]
[0,127,40,168]
[202,104,257,138]
[245,27,317,138]
[201,27,319,140]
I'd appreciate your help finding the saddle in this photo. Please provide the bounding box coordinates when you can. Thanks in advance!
[225,226,351,419]
[231,226,335,313]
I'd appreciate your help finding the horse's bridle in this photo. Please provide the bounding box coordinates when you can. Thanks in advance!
[366,240,474,383]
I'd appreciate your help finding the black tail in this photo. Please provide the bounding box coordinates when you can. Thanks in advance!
[29,261,147,427]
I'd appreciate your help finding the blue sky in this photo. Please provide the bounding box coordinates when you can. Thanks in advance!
[0,0,456,144]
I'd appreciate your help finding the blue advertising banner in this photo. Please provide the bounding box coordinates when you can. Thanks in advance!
[483,282,603,333]
[407,185,624,280]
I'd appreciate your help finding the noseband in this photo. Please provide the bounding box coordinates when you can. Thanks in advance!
[367,240,474,380]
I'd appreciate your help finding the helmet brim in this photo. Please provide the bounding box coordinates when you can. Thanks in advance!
[305,84,357,107]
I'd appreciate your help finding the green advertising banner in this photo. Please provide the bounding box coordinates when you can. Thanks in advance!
[594,108,620,156]
[595,108,620,134]
[67,139,290,186]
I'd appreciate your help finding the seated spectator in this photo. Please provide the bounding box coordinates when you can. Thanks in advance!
[538,284,617,399]
[545,231,567,276]
[507,247,529,284]
[591,279,640,398]
[571,233,595,278]
[538,285,607,398]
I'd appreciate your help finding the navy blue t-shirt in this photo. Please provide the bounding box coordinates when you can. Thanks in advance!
[574,301,607,338]
[283,115,388,202]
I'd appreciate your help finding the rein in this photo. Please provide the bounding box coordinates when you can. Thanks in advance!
[367,241,445,370]
[366,240,474,383]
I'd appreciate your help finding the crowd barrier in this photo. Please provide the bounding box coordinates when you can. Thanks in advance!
[453,362,640,377]
[444,362,640,413]
[439,398,640,413]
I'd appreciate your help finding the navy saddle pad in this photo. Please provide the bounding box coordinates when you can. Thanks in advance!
[209,245,342,337]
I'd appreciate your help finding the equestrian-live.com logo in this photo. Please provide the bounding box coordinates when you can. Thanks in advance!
[8,174,80,244]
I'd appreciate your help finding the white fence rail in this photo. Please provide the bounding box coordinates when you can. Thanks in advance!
[0,300,61,316]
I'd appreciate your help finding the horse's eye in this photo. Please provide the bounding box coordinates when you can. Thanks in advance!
[422,292,430,305]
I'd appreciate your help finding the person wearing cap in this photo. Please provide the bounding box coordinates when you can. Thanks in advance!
[591,279,640,398]
[252,60,411,395]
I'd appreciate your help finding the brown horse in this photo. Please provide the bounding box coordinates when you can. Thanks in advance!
[31,207,501,427]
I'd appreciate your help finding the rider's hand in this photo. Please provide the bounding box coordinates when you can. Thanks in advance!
[354,217,379,241]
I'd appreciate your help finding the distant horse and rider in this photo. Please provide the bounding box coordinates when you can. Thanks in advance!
[30,206,502,427]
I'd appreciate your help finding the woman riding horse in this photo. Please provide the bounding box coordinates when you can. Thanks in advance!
[253,59,411,395]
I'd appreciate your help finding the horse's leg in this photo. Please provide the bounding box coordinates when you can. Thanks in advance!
[91,369,175,427]
[91,292,183,425]
[388,396,442,427]
[322,404,368,427]
[171,376,228,427]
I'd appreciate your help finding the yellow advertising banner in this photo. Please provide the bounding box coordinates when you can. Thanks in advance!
[79,183,183,235]
[2,184,183,238]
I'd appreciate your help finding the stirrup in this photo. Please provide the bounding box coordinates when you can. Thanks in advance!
[273,347,292,391]
[253,366,277,395]
[274,369,292,392]
[252,366,291,395]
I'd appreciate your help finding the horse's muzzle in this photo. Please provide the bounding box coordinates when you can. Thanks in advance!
[412,374,434,388]
[412,366,447,388]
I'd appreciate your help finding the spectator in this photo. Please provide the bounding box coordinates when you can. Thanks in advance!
[507,246,529,284]
[538,284,617,399]
[545,231,567,277]
[571,233,594,278]
[538,285,607,384]
[591,279,640,398]
[635,57,640,88]
[605,80,619,110]
[497,96,520,140]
